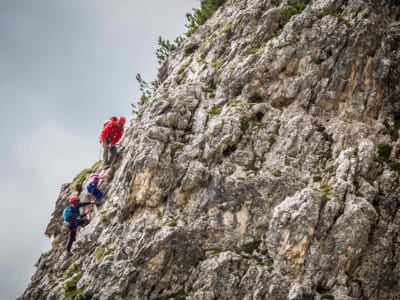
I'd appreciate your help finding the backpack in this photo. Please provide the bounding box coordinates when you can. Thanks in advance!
[103,116,117,129]
[63,205,76,222]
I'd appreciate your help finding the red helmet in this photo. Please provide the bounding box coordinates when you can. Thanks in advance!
[118,116,126,125]
[69,196,80,203]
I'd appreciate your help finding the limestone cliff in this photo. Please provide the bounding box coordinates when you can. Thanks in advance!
[21,0,400,299]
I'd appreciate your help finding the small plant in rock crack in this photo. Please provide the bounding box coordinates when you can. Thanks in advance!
[198,53,207,64]
[211,59,224,69]
[64,264,84,297]
[209,106,222,116]
[170,143,184,160]
[383,118,400,141]
[374,143,392,163]
[313,175,322,182]
[202,87,216,98]
[228,99,251,108]
[71,160,100,192]
[272,170,281,177]
[95,242,116,262]
[320,7,350,26]
[272,0,282,6]
[269,135,277,145]
[281,1,308,23]
[389,161,400,172]
[321,183,331,203]
[224,19,233,33]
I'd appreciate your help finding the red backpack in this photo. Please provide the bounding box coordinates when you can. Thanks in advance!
[103,116,117,129]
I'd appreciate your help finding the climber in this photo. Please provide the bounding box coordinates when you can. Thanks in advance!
[86,174,106,204]
[100,115,126,164]
[64,195,95,253]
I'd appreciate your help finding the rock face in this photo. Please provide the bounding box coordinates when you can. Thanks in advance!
[21,1,400,299]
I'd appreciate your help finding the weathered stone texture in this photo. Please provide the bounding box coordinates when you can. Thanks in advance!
[22,0,400,299]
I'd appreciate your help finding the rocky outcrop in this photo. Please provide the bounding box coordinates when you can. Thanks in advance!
[22,0,400,299]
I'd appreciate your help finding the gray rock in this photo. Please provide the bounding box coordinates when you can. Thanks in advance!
[21,1,400,299]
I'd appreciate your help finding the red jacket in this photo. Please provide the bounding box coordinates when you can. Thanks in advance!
[100,120,124,145]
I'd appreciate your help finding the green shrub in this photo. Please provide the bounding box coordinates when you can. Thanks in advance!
[242,47,259,56]
[291,0,307,11]
[64,263,80,278]
[99,209,107,223]
[281,1,306,22]
[207,247,222,258]
[135,73,159,106]
[64,264,84,297]
[313,175,322,182]
[95,249,105,262]
[272,0,282,6]
[211,59,224,69]
[320,8,349,25]
[71,168,91,192]
[70,160,101,192]
[244,161,259,172]
[95,242,116,262]
[133,0,227,112]
[224,19,233,33]
[202,87,216,98]
[185,0,227,37]
[197,155,207,164]
[257,155,266,163]
[389,161,400,172]
[375,143,392,163]
[272,170,281,177]
[209,106,222,116]
[321,184,331,203]
[168,220,177,227]
[177,67,185,75]
[156,36,185,64]
[228,99,252,108]
[198,53,207,64]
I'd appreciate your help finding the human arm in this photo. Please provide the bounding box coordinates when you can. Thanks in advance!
[109,127,124,145]
[77,201,95,208]
[100,123,113,144]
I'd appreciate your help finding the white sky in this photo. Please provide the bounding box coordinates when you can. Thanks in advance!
[0,1,198,298]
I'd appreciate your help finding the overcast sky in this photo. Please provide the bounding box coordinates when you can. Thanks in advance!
[0,1,198,298]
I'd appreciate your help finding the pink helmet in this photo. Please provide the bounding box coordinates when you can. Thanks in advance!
[91,175,100,185]
[69,196,80,203]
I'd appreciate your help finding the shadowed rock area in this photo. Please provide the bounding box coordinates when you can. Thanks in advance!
[21,0,400,299]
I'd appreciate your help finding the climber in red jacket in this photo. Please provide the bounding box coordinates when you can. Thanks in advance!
[100,116,126,164]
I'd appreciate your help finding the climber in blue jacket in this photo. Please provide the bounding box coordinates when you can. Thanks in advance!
[66,195,94,253]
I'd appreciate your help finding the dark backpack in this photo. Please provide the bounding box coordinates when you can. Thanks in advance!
[63,205,76,222]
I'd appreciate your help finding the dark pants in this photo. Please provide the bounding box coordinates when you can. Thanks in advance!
[87,183,103,201]
[67,218,89,252]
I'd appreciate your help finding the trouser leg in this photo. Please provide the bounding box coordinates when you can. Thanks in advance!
[67,230,76,252]
[93,187,103,201]
[109,145,117,162]
[102,145,109,163]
